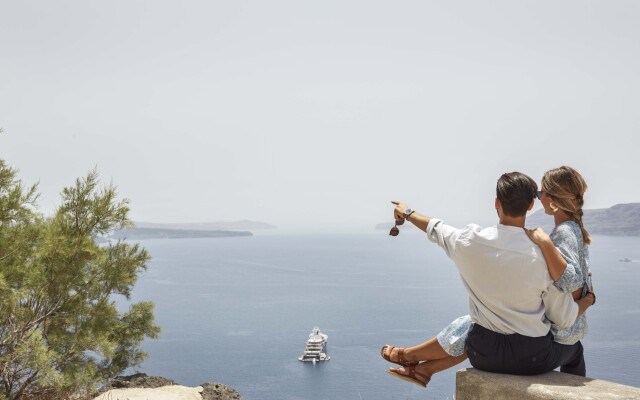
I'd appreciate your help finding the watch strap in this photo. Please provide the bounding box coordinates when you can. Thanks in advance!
[587,291,596,305]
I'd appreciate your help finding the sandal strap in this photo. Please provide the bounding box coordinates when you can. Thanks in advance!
[381,345,417,367]
[396,348,418,366]
[396,348,407,364]
[406,365,431,384]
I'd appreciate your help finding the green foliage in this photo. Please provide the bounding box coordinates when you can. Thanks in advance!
[0,160,160,400]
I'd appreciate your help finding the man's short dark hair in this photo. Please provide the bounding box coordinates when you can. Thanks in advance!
[496,172,538,217]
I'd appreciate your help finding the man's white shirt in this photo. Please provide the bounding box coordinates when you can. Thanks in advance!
[426,219,578,337]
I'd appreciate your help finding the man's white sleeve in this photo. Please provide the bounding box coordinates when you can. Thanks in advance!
[426,219,462,258]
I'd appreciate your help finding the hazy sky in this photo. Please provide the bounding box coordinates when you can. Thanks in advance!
[1,1,639,231]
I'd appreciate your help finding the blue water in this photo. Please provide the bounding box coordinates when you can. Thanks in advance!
[124,231,640,399]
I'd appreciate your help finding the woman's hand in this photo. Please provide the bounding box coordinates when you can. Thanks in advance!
[525,226,567,282]
[524,227,553,246]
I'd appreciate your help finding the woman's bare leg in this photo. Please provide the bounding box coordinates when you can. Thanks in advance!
[383,337,452,364]
[405,337,452,362]
[389,353,468,385]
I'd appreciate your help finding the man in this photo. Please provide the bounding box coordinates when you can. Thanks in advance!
[392,172,595,376]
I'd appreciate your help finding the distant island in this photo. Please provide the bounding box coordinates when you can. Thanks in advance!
[375,203,640,237]
[134,220,276,231]
[109,228,252,240]
[107,220,275,240]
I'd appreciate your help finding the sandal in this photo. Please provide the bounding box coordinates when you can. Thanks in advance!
[386,365,431,388]
[380,345,418,367]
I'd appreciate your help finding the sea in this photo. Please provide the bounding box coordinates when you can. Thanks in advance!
[122,230,640,400]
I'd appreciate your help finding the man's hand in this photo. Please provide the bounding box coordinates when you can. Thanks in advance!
[390,201,431,233]
[391,201,409,224]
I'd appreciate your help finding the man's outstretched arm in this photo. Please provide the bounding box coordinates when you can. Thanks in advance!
[392,201,432,232]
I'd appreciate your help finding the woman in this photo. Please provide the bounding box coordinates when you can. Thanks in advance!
[381,166,592,387]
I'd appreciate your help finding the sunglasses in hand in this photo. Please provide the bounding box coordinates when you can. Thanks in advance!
[389,217,405,236]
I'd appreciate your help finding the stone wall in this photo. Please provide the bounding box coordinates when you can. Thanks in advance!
[456,368,640,400]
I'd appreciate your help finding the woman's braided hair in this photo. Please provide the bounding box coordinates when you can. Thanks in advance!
[541,166,591,246]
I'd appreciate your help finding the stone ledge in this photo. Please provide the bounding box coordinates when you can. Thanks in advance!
[456,368,640,400]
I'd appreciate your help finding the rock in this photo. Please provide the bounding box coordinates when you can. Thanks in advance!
[93,374,244,400]
[100,373,176,391]
[200,382,244,400]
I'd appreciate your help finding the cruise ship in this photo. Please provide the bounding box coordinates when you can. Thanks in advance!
[298,326,330,363]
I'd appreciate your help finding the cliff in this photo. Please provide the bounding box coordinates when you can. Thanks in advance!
[527,203,640,236]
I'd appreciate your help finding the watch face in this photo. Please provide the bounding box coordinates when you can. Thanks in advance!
[405,209,413,217]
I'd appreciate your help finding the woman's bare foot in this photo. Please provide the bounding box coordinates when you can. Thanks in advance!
[380,345,417,366]
[389,353,468,386]
[388,364,432,388]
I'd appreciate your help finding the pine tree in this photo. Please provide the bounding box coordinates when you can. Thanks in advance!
[0,159,160,400]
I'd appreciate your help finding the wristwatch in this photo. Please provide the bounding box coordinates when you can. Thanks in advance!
[403,209,415,219]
